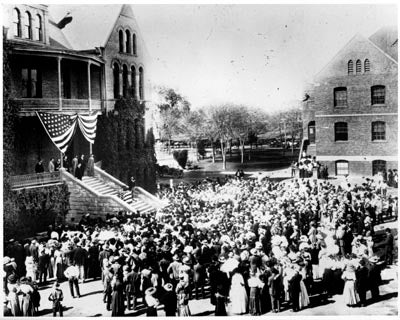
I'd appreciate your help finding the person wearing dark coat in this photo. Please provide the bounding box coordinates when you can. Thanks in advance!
[356,259,369,307]
[38,249,50,284]
[208,260,229,306]
[75,163,83,180]
[161,283,177,316]
[111,272,125,316]
[288,271,302,312]
[35,159,45,173]
[72,155,78,176]
[193,261,206,299]
[48,282,64,317]
[73,244,88,283]
[368,256,384,302]
[215,284,227,316]
[380,228,394,265]
[87,243,100,280]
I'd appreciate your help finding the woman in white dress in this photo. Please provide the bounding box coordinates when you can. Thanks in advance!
[25,256,37,282]
[342,262,359,307]
[295,264,310,309]
[229,269,248,315]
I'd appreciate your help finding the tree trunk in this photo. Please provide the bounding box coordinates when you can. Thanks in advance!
[221,140,226,170]
[240,140,244,164]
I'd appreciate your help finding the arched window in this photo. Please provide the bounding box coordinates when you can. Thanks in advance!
[24,11,32,39]
[364,59,370,72]
[125,30,131,53]
[132,34,137,55]
[334,122,348,141]
[119,30,124,52]
[371,121,386,141]
[371,85,385,105]
[35,14,42,41]
[308,121,315,144]
[356,59,361,73]
[122,64,128,98]
[113,63,120,99]
[336,160,349,176]
[139,67,144,100]
[347,60,353,74]
[13,8,21,37]
[131,66,136,98]
[372,160,386,176]
[334,87,347,107]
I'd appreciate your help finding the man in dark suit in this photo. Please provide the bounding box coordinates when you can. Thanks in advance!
[368,256,384,302]
[38,248,50,284]
[288,270,302,312]
[356,259,369,307]
[73,243,88,283]
[75,163,83,180]
[381,228,394,265]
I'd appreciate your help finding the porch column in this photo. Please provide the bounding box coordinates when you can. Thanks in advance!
[87,61,92,111]
[57,57,62,111]
[87,62,92,154]
[119,70,123,98]
[135,73,140,100]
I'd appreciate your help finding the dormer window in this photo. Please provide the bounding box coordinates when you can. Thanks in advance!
[125,30,131,53]
[347,60,353,74]
[24,11,32,40]
[35,14,43,41]
[13,8,21,37]
[356,59,361,74]
[119,30,124,53]
[364,59,370,72]
[133,34,137,55]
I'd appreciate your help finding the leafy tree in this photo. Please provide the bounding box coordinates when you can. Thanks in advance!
[173,149,188,168]
[155,87,191,151]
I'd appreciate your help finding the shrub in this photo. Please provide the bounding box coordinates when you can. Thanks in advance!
[173,149,188,168]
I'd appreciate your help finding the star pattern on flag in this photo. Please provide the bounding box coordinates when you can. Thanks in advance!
[38,112,75,138]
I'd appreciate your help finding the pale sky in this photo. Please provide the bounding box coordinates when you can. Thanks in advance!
[47,3,397,112]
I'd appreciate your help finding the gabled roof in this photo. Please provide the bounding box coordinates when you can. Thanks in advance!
[48,4,125,50]
[48,20,73,50]
[314,31,397,81]
[369,26,398,62]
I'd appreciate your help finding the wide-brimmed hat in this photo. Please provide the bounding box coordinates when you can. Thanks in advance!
[255,242,263,250]
[145,287,156,295]
[3,257,11,265]
[218,255,226,263]
[299,235,309,243]
[164,283,173,291]
[182,256,191,265]
[369,256,380,263]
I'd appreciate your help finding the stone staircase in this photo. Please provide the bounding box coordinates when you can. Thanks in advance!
[81,176,155,214]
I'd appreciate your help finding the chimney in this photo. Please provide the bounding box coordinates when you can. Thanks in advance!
[57,12,72,29]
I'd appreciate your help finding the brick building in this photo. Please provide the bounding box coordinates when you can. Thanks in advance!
[302,27,398,177]
[3,4,151,176]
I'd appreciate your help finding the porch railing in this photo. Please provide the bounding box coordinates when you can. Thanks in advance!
[14,98,102,114]
[10,171,62,189]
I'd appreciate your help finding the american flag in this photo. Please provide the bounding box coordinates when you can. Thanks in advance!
[36,112,77,153]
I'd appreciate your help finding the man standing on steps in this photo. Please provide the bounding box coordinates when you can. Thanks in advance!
[129,176,136,202]
[72,155,78,176]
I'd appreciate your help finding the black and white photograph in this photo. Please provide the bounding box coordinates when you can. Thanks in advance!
[2,1,398,317]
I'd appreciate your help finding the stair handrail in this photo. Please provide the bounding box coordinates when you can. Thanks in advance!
[60,170,141,213]
[94,166,128,189]
[298,138,306,163]
[135,186,168,209]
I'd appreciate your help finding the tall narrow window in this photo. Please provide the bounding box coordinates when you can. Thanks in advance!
[334,87,347,107]
[336,160,349,176]
[119,30,124,52]
[24,11,32,39]
[334,122,348,141]
[356,59,361,73]
[371,85,385,105]
[122,64,128,98]
[347,60,353,74]
[35,14,42,41]
[364,59,370,72]
[132,34,137,55]
[139,67,144,100]
[371,121,386,141]
[125,30,131,54]
[131,66,136,98]
[113,63,120,98]
[13,8,21,37]
[22,68,41,98]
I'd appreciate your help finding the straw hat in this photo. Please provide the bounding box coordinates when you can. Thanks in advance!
[163,283,173,292]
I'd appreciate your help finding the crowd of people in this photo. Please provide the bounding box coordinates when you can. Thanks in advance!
[34,154,95,180]
[3,174,397,317]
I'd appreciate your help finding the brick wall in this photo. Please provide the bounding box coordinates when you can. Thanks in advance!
[302,32,398,177]
[65,180,125,224]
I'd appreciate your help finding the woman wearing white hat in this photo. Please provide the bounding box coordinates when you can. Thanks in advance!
[342,262,359,307]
